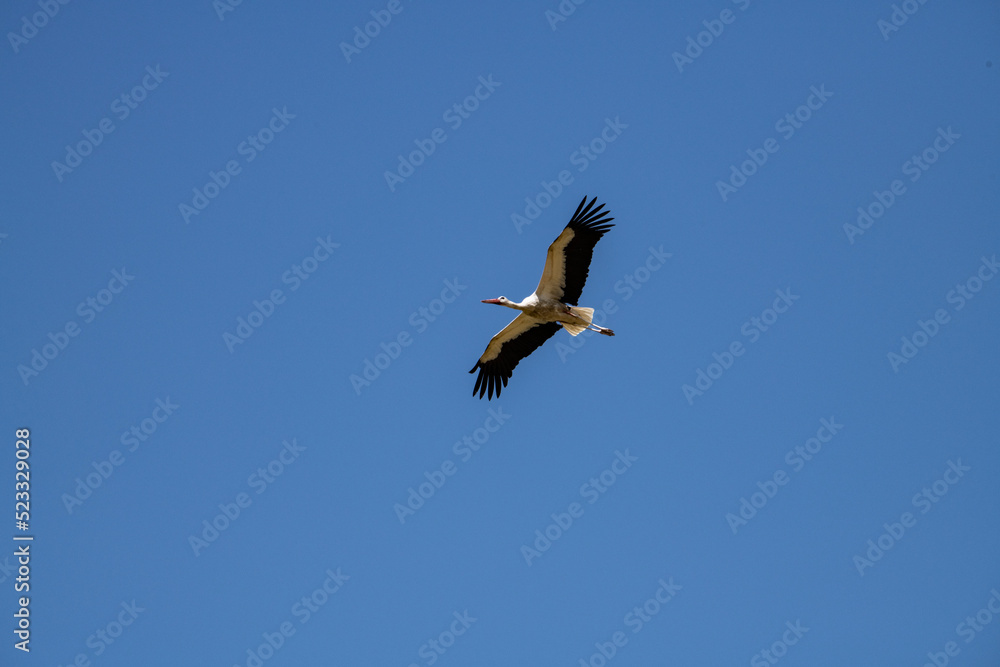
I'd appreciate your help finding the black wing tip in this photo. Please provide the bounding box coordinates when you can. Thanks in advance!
[471,356,519,400]
[568,195,614,232]
[470,363,499,400]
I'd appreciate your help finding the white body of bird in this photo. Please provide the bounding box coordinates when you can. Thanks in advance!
[479,296,608,337]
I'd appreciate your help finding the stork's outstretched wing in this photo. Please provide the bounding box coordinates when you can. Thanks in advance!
[469,314,561,400]
[534,196,615,304]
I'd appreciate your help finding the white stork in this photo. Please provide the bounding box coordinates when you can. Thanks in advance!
[470,196,615,400]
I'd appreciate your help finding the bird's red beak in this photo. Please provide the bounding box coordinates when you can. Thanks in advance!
[481,299,501,304]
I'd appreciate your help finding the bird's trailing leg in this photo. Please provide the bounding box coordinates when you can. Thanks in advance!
[586,324,615,336]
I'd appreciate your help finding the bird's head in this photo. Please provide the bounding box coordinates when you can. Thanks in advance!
[481,296,511,306]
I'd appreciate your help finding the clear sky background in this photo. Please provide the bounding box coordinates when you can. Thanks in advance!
[2,1,999,665]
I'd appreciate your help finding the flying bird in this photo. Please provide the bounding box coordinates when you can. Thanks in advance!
[470,196,615,400]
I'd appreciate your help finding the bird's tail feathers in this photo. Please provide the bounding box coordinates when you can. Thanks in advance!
[562,307,595,336]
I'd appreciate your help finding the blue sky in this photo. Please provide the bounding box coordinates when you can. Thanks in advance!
[2,1,999,665]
